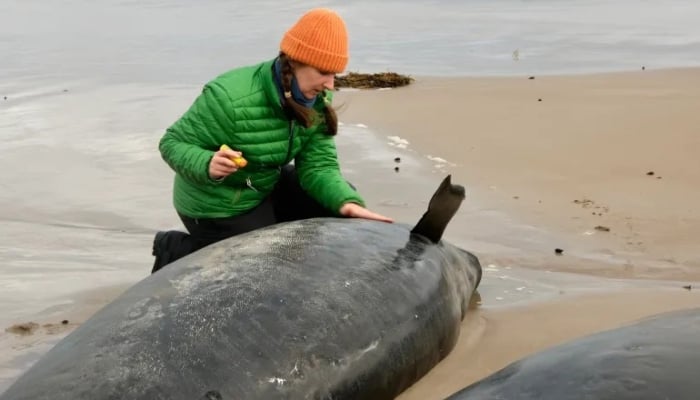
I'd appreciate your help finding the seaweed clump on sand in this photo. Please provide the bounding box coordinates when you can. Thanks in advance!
[335,72,414,89]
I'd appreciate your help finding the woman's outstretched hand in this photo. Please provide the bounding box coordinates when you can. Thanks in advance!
[339,203,394,223]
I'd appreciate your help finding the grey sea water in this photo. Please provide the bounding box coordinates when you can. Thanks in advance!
[1,0,699,85]
[1,0,699,394]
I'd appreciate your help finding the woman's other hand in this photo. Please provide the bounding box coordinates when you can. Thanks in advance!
[209,148,243,180]
[339,203,393,223]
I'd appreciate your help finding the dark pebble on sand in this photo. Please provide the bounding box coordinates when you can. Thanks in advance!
[657,176,662,179]
[528,76,535,80]
[394,166,400,173]
[594,225,611,232]
[555,248,564,255]
[683,285,692,291]
[3,96,6,100]
[394,157,401,163]
[538,98,542,102]
[647,171,655,176]
[61,319,69,325]
[642,66,646,70]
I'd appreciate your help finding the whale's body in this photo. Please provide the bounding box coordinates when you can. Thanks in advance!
[1,176,482,400]
[448,308,700,400]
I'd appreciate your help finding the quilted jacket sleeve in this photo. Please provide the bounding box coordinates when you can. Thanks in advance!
[159,82,235,185]
[295,120,366,214]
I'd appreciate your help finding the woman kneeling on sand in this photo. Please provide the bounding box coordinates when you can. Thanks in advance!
[152,8,393,273]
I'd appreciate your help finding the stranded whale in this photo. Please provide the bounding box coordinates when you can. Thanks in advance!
[1,175,482,400]
[447,307,700,400]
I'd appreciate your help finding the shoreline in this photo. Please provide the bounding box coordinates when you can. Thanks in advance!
[396,65,700,80]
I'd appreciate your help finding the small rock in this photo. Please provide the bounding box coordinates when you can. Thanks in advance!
[394,157,401,163]
[513,196,519,200]
[683,285,692,291]
[538,98,542,102]
[594,225,611,232]
[3,96,6,100]
[554,248,564,255]
[63,89,68,92]
[646,171,655,176]
[642,66,646,70]
[528,76,535,80]
[656,176,662,179]
[62,319,69,325]
[394,166,399,173]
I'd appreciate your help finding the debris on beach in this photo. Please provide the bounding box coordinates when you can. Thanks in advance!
[394,166,400,173]
[528,76,535,80]
[574,198,595,208]
[642,66,646,70]
[554,248,564,255]
[647,171,655,176]
[6,322,40,336]
[538,98,542,102]
[394,157,401,163]
[573,198,609,215]
[335,72,413,89]
[683,285,692,291]
[594,225,611,232]
[3,96,6,100]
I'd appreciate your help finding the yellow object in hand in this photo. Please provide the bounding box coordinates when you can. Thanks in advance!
[220,144,248,168]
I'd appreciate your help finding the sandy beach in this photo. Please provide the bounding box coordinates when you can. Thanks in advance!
[334,67,700,398]
[2,67,699,397]
[337,67,700,280]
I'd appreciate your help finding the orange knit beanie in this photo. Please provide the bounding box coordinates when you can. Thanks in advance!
[280,8,349,73]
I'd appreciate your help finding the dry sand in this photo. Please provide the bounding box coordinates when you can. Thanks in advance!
[334,68,700,398]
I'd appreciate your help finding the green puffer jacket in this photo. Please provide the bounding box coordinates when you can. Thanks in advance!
[159,59,365,218]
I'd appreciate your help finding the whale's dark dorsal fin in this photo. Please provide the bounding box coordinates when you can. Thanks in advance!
[410,175,466,243]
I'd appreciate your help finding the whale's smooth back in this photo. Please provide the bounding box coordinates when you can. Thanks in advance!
[448,307,700,400]
[1,175,482,400]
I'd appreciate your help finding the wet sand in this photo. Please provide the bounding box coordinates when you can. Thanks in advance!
[2,68,699,396]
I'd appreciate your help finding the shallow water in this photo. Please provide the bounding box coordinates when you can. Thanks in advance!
[1,0,699,85]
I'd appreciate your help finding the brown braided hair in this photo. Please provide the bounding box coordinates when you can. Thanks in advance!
[278,52,339,136]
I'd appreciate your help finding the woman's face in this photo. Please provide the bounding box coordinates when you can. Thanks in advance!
[292,62,336,100]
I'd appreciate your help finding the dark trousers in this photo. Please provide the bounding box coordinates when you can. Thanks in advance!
[152,165,340,273]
